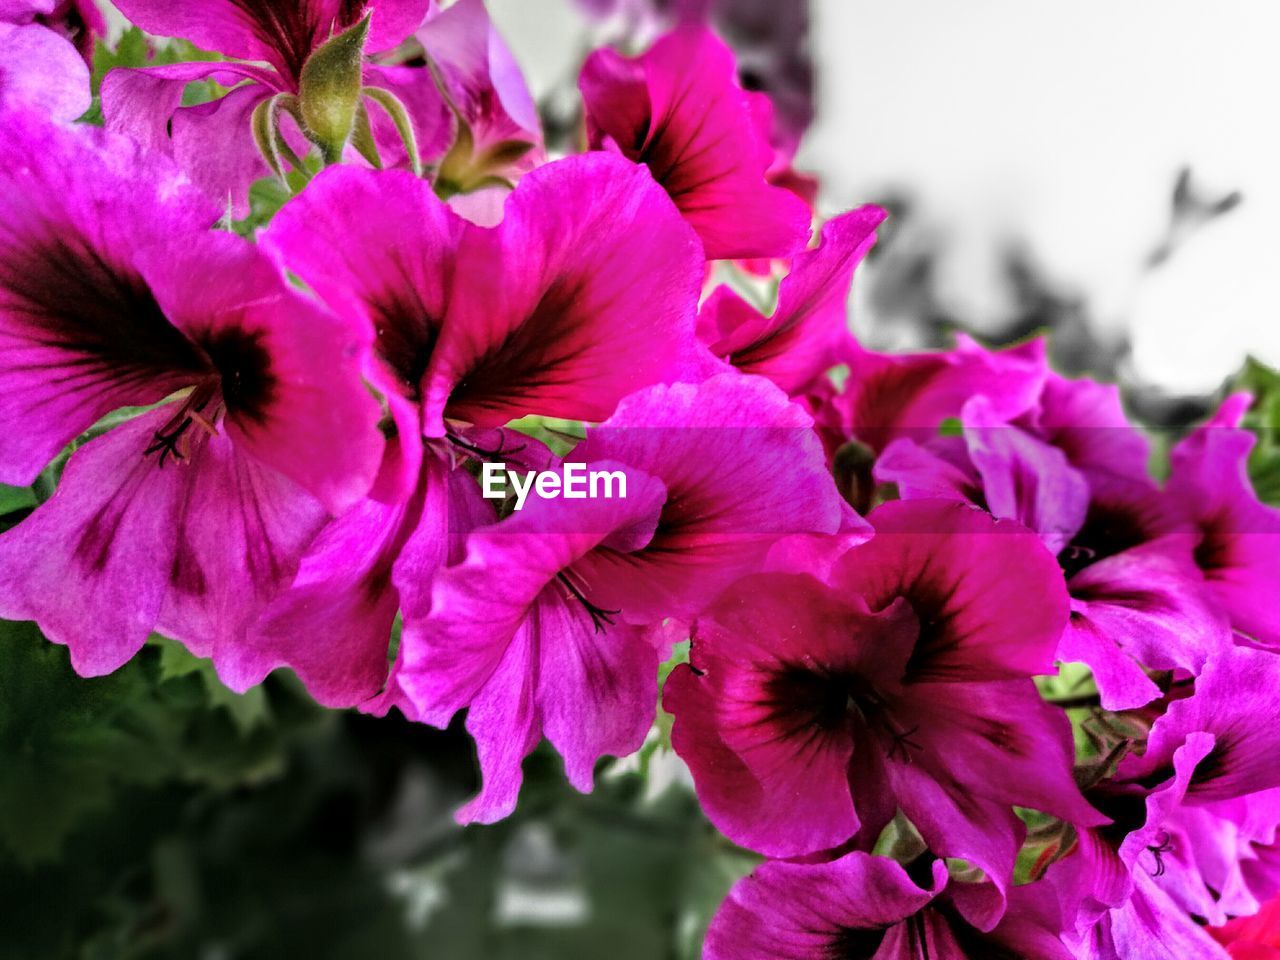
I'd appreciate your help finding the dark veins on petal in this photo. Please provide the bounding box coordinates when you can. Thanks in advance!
[229,0,328,84]
[762,666,923,760]
[370,283,441,397]
[1,229,209,386]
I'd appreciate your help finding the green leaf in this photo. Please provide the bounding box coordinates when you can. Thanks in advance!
[0,484,35,516]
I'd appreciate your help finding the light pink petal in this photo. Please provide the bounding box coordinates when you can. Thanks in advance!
[422,153,705,434]
[0,112,219,485]
[0,22,89,120]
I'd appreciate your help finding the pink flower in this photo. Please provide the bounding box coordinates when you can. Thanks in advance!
[0,0,90,121]
[666,498,1101,903]
[0,111,383,676]
[579,26,811,260]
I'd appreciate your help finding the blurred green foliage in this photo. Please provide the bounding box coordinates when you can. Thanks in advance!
[0,618,748,959]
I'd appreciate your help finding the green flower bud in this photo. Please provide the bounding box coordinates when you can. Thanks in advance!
[298,14,371,165]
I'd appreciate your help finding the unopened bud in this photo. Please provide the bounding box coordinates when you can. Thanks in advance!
[298,14,371,165]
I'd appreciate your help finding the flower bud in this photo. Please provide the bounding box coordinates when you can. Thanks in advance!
[298,14,371,164]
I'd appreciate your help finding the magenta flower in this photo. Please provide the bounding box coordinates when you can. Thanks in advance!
[238,152,705,708]
[0,0,90,121]
[705,852,1074,960]
[1167,394,1280,649]
[0,112,383,676]
[395,372,854,820]
[419,0,544,200]
[696,205,886,395]
[579,26,811,261]
[876,372,1232,711]
[34,0,104,61]
[830,336,1047,457]
[665,498,1101,898]
[566,372,862,623]
[1053,647,1280,958]
[397,463,669,822]
[104,0,444,215]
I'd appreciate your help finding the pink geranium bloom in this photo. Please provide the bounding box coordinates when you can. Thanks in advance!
[0,0,90,120]
[242,152,706,708]
[396,373,855,821]
[103,0,449,215]
[706,852,1074,959]
[0,112,383,677]
[666,498,1101,902]
[1167,393,1280,649]
[1053,646,1280,959]
[697,205,886,395]
[875,368,1232,711]
[579,26,811,260]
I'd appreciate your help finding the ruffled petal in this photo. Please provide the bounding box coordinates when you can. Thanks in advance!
[570,373,856,622]
[134,231,384,514]
[834,499,1069,682]
[396,463,667,821]
[699,205,885,393]
[422,152,705,434]
[580,26,811,260]
[0,112,218,484]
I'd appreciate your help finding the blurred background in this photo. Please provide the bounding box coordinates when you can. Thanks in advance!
[5,2,1280,958]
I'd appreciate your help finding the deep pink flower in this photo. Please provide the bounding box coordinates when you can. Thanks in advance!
[705,852,1073,959]
[396,372,855,820]
[696,205,886,395]
[104,0,447,215]
[0,112,383,676]
[250,152,706,708]
[35,0,104,61]
[1054,646,1280,959]
[666,499,1100,900]
[0,0,89,120]
[579,26,811,260]
[398,462,670,822]
[876,374,1232,711]
[831,336,1047,457]
[566,372,863,622]
[1166,394,1280,649]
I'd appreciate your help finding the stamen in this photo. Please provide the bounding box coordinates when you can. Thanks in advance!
[144,380,220,467]
[1147,831,1173,877]
[556,571,620,634]
[447,430,527,463]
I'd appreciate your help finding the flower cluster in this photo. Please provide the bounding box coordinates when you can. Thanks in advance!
[2,3,1279,958]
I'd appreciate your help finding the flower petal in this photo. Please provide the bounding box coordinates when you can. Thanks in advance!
[422,152,705,434]
[580,26,811,260]
[134,231,384,515]
[0,22,89,121]
[0,111,218,484]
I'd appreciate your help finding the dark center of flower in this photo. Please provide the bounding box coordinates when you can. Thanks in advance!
[201,328,276,422]
[763,668,923,761]
[827,925,889,959]
[1058,500,1150,578]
